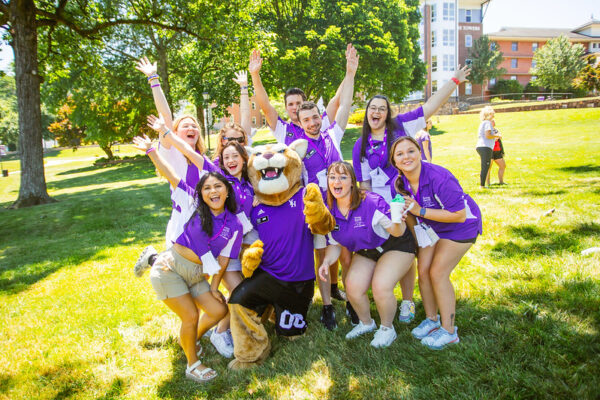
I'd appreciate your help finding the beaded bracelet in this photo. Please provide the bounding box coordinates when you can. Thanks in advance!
[146,147,156,155]
[150,83,161,88]
[147,74,159,82]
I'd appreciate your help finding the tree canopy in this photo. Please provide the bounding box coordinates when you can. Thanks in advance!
[530,35,585,95]
[467,35,505,97]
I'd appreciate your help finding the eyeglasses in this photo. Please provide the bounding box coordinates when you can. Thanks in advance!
[224,136,245,143]
[368,106,388,113]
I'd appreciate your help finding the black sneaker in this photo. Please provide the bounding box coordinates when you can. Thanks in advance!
[320,305,337,331]
[331,285,347,301]
[346,301,359,326]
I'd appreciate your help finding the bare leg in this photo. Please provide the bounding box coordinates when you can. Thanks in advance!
[428,239,472,332]
[163,294,202,367]
[495,158,506,184]
[399,259,416,301]
[215,271,243,333]
[315,248,332,306]
[329,262,339,285]
[345,253,376,324]
[194,291,228,339]
[416,246,437,320]
[371,251,415,327]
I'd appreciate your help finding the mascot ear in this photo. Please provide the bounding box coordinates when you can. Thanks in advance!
[289,139,308,159]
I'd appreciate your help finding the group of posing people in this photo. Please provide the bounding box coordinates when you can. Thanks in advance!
[131,44,482,383]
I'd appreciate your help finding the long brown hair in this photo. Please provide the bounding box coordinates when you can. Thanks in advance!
[173,115,206,154]
[214,122,248,161]
[389,136,421,196]
[326,161,366,211]
[218,141,249,181]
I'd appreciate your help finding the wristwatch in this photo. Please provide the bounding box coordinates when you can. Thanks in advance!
[420,207,426,218]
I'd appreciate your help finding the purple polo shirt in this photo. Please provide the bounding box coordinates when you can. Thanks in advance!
[226,174,254,218]
[250,189,315,282]
[416,131,432,161]
[352,107,426,200]
[176,208,243,260]
[327,192,391,252]
[394,162,482,241]
[272,113,331,145]
[302,122,343,188]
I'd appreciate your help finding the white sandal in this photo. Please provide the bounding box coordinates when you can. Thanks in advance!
[185,360,217,383]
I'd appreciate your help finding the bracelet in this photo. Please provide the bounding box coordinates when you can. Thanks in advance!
[147,74,159,82]
[241,85,248,90]
[419,207,426,218]
[162,129,171,138]
[150,83,161,88]
[451,77,460,85]
[146,147,156,155]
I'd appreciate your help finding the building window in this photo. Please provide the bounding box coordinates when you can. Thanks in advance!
[262,117,266,125]
[251,102,256,110]
[465,9,472,22]
[511,42,518,51]
[443,29,455,46]
[431,31,436,47]
[531,76,537,81]
[431,55,438,72]
[431,4,436,22]
[532,42,538,52]
[443,2,455,21]
[465,35,472,47]
[432,80,438,93]
[531,60,536,68]
[489,78,496,86]
[465,83,472,95]
[443,54,455,71]
[511,59,518,68]
[510,75,517,80]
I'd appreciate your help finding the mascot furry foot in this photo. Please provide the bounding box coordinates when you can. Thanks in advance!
[228,304,271,370]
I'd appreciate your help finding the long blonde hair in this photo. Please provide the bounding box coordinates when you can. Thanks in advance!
[213,122,248,161]
[173,115,206,154]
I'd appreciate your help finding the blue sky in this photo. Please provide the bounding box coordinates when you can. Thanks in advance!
[1,0,599,72]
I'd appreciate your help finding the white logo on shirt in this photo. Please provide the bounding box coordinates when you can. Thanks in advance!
[257,209,265,215]
[220,226,231,239]
[353,216,366,228]
[279,310,306,329]
[289,199,297,208]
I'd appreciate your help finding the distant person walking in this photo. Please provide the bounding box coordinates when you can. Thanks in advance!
[415,119,433,162]
[476,106,501,188]
[487,120,507,185]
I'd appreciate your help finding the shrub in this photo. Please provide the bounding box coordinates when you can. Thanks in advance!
[490,79,524,100]
[348,109,365,125]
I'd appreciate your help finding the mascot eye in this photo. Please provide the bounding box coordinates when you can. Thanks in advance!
[278,149,285,154]
[255,152,262,156]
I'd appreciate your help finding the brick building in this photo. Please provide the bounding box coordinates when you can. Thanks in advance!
[487,19,600,88]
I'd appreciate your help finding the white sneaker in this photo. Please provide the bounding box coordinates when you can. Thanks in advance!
[421,326,460,350]
[411,315,441,340]
[370,325,397,348]
[345,319,376,340]
[210,330,234,358]
[133,245,157,277]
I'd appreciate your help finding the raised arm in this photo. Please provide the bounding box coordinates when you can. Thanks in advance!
[233,70,252,136]
[334,44,359,131]
[422,65,470,120]
[147,114,205,171]
[248,49,279,130]
[136,57,174,145]
[132,134,180,188]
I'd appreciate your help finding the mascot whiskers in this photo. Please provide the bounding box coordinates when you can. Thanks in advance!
[226,139,335,370]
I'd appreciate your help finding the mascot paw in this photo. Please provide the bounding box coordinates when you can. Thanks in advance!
[242,240,263,278]
[303,184,335,235]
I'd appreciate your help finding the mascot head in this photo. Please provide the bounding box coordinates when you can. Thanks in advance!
[246,139,308,206]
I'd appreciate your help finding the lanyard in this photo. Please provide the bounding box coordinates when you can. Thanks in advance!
[303,132,331,164]
[368,132,387,167]
[209,213,228,242]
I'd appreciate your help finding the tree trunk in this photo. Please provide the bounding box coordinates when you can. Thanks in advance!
[155,46,172,110]
[9,0,55,208]
[196,105,207,148]
[100,144,114,159]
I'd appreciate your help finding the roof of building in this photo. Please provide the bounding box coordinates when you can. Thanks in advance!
[487,27,594,40]
[573,19,600,33]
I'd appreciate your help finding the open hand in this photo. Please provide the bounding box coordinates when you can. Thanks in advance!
[346,43,359,75]
[135,57,157,77]
[402,196,422,217]
[210,290,226,304]
[318,262,330,282]
[454,64,471,83]
[147,114,166,133]
[233,70,248,87]
[248,49,263,75]
[132,134,153,152]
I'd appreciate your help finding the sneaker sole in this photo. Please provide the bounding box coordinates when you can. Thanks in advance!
[422,337,460,350]
[411,327,439,340]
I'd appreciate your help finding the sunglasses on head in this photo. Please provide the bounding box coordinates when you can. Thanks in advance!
[224,136,245,143]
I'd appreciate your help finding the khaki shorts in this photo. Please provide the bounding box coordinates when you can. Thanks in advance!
[149,248,210,300]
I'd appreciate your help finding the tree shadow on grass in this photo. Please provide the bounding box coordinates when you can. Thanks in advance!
[49,159,156,190]
[0,183,169,295]
[429,126,446,136]
[521,189,566,197]
[490,222,600,260]
[556,164,600,174]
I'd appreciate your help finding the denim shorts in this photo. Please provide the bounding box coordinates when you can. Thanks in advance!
[149,248,210,300]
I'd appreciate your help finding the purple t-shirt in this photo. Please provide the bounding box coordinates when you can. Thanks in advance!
[352,107,426,201]
[250,189,315,282]
[226,174,254,218]
[272,113,331,146]
[393,162,482,241]
[175,208,243,260]
[327,192,391,252]
[416,131,432,161]
[302,122,344,189]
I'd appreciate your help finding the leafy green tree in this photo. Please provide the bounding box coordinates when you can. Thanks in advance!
[530,35,585,97]
[573,55,600,94]
[47,98,86,148]
[467,35,505,98]
[490,79,523,100]
[0,74,19,150]
[254,0,426,102]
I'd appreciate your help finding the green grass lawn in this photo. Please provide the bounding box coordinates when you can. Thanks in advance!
[0,108,599,399]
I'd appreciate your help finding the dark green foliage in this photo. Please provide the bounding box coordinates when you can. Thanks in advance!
[490,79,523,100]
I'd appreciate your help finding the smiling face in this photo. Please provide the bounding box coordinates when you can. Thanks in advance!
[175,117,200,148]
[286,94,304,123]
[367,98,389,132]
[222,145,244,177]
[328,165,352,201]
[200,175,228,214]
[298,106,322,138]
[392,138,421,174]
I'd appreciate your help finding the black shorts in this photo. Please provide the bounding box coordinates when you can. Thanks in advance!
[450,237,477,244]
[492,150,504,160]
[229,268,314,337]
[355,228,416,262]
